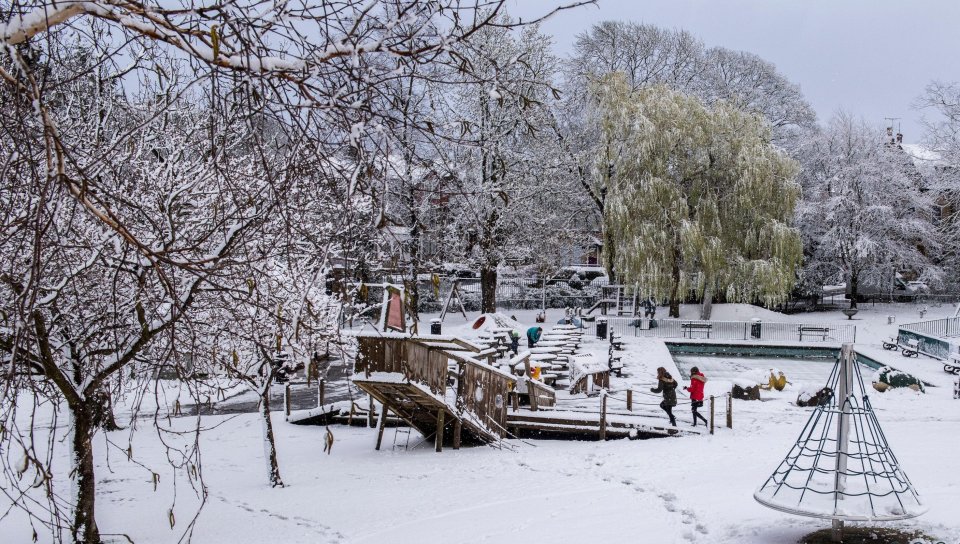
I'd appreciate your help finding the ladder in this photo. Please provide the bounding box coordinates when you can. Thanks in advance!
[392,426,412,451]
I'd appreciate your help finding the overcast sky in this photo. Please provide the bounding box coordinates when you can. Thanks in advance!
[509,0,960,144]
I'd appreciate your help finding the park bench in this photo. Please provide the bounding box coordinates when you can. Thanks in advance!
[901,339,919,358]
[608,357,623,377]
[681,322,713,339]
[798,325,830,341]
[609,333,624,350]
[882,337,899,350]
[944,354,960,375]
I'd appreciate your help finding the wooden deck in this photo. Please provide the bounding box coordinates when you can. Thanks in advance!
[506,407,702,440]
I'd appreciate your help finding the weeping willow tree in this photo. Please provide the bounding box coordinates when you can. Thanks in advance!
[597,74,802,318]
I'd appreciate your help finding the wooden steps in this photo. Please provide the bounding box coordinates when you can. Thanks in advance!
[354,378,498,447]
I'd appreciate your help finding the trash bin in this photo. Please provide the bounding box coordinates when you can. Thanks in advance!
[596,317,608,340]
[750,318,761,339]
[430,319,442,335]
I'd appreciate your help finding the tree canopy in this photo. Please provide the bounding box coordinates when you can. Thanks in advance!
[598,74,803,317]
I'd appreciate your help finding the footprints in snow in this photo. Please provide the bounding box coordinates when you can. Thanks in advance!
[216,495,345,542]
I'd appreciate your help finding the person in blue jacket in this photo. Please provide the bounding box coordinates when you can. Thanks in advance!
[526,326,542,348]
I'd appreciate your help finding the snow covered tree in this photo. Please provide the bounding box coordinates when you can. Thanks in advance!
[435,18,564,312]
[568,21,816,147]
[915,81,960,288]
[561,21,815,283]
[599,75,803,318]
[0,1,588,540]
[796,113,943,307]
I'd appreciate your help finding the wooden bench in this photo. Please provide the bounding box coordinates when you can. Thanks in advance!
[609,334,624,350]
[608,356,623,377]
[901,339,919,358]
[681,322,712,339]
[882,337,899,350]
[798,326,829,341]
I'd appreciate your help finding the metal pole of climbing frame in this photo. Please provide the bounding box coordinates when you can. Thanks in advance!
[832,344,855,542]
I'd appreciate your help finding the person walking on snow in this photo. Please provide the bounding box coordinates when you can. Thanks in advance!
[526,326,542,348]
[684,366,709,427]
[650,367,678,426]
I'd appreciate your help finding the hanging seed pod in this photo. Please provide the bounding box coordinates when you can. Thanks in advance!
[127,445,133,461]
[168,509,176,529]
[152,472,160,491]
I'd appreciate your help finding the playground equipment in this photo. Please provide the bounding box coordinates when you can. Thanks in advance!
[438,278,469,322]
[754,344,925,542]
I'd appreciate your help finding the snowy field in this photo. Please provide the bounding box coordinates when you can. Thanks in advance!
[4,303,960,544]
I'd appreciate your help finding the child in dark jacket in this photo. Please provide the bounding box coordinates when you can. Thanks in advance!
[650,367,678,426]
[684,366,709,427]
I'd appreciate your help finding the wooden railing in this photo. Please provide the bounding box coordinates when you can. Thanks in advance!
[355,337,448,394]
[460,361,514,436]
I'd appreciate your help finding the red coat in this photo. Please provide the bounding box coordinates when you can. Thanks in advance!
[687,372,707,401]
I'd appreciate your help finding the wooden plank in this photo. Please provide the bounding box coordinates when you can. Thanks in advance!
[435,410,445,452]
[375,404,390,451]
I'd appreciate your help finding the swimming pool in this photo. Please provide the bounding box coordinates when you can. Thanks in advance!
[666,343,885,388]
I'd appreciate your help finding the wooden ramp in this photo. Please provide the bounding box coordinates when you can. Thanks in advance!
[506,408,702,440]
[354,376,498,447]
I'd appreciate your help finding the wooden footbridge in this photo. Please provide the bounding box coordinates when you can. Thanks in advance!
[315,333,700,451]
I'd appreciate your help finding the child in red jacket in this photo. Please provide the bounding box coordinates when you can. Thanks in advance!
[684,367,709,427]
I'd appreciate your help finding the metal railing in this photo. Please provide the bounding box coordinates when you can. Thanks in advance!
[600,318,856,344]
[900,316,960,338]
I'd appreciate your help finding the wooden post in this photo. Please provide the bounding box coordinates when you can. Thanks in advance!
[284,383,291,418]
[453,419,462,450]
[529,382,539,412]
[318,379,325,408]
[511,391,519,412]
[709,396,715,435]
[348,401,355,426]
[375,405,389,451]
[367,395,376,428]
[599,393,607,441]
[435,410,445,453]
[727,393,734,428]
[626,389,633,411]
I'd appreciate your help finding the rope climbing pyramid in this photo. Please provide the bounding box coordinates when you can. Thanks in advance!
[754,344,925,538]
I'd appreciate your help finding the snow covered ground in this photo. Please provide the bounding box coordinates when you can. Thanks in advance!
[4,303,960,543]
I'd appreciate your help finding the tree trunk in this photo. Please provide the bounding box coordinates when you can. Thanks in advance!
[669,247,682,318]
[700,285,714,321]
[259,384,284,488]
[480,266,497,314]
[602,223,618,283]
[849,273,859,309]
[72,407,100,543]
